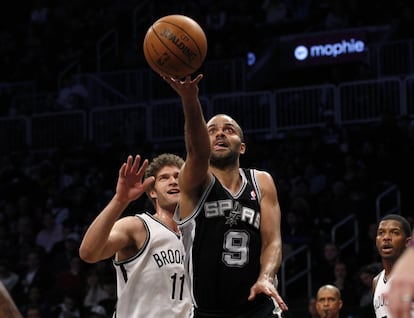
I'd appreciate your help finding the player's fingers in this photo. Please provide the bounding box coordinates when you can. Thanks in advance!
[136,159,149,178]
[119,162,127,177]
[142,176,155,190]
[268,289,288,311]
[275,296,289,311]
[193,74,203,84]
[131,154,141,173]
[125,155,134,172]
[247,287,257,301]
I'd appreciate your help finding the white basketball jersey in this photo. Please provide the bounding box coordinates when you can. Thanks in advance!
[373,269,414,318]
[113,213,192,318]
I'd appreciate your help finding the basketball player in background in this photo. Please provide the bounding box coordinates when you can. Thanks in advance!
[372,214,412,318]
[385,229,414,318]
[79,154,192,318]
[315,284,343,318]
[165,74,288,317]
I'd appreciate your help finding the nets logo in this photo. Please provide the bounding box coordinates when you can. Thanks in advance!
[294,38,365,61]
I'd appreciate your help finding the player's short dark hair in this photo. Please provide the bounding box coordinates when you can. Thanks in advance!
[379,214,412,237]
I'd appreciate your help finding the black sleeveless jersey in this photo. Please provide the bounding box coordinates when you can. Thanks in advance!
[177,168,274,315]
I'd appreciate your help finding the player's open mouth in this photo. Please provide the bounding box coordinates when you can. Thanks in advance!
[381,245,392,252]
[213,142,228,149]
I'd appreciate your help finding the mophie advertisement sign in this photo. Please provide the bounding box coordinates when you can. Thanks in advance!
[279,30,367,69]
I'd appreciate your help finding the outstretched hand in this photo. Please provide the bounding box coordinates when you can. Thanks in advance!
[248,279,289,312]
[115,155,154,203]
[163,74,203,100]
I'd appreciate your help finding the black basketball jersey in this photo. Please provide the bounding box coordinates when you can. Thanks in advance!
[177,168,275,315]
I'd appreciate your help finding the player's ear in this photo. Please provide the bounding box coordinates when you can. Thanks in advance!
[149,189,157,200]
[240,142,246,155]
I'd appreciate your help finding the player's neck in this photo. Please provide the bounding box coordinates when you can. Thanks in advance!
[382,259,395,280]
[154,210,179,233]
[211,166,242,194]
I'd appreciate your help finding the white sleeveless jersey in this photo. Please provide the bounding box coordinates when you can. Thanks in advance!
[373,269,414,318]
[113,213,193,318]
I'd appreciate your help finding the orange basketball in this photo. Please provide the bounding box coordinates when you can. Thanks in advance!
[143,15,207,78]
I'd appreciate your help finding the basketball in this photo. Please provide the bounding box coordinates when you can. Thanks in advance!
[143,15,207,78]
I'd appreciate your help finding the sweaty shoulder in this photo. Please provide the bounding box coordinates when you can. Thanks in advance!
[116,215,145,231]
[255,169,273,179]
[255,169,277,189]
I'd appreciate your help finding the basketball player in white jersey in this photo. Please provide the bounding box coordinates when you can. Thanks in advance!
[79,154,192,318]
[372,214,412,318]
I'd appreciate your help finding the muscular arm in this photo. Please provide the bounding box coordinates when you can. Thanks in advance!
[248,170,288,311]
[164,75,211,219]
[79,155,153,263]
[258,172,282,279]
[79,201,145,263]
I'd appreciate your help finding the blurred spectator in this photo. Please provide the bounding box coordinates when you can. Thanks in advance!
[17,249,53,307]
[56,77,88,110]
[51,294,81,318]
[25,305,43,318]
[56,78,75,110]
[87,305,108,318]
[261,0,288,27]
[15,216,37,260]
[307,296,318,318]
[53,256,87,306]
[96,278,116,317]
[51,232,81,273]
[315,284,343,318]
[331,261,358,317]
[83,266,109,310]
[30,0,49,25]
[205,3,227,32]
[283,208,311,248]
[0,258,20,295]
[313,242,340,288]
[303,161,327,196]
[356,264,379,318]
[20,286,51,318]
[35,212,63,254]
[384,3,414,41]
[323,0,349,30]
[358,222,382,266]
[316,180,353,226]
[70,79,89,109]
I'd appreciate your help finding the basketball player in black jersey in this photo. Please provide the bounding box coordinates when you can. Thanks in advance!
[165,74,288,318]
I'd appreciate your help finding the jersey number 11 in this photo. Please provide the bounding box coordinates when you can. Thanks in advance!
[170,273,185,300]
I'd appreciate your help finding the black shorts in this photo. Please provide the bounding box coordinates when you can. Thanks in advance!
[194,296,279,318]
